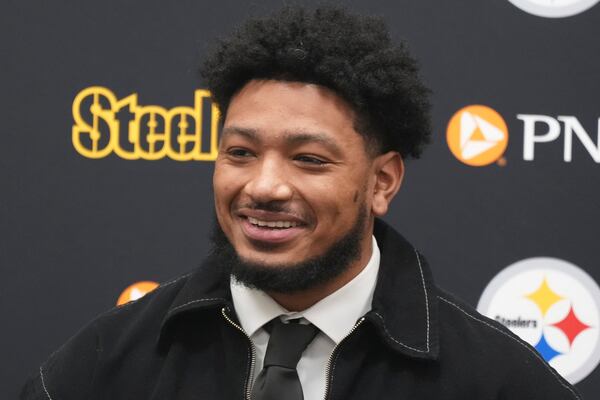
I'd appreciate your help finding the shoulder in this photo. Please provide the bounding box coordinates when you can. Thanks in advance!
[434,288,581,400]
[20,270,194,400]
[94,270,195,333]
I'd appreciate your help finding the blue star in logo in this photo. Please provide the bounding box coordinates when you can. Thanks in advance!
[534,332,562,363]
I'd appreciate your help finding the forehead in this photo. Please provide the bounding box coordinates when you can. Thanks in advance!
[222,79,363,146]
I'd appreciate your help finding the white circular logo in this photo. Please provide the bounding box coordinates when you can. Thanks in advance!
[508,0,600,17]
[477,257,600,383]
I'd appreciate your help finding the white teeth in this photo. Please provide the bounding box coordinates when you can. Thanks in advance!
[247,217,298,228]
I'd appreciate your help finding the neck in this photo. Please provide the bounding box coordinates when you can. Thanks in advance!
[267,233,374,311]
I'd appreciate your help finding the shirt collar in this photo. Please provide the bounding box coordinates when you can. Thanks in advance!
[230,236,380,344]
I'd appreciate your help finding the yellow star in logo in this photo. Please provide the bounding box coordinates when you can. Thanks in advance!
[525,278,564,317]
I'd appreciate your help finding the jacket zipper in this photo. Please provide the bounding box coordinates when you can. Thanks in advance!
[323,317,365,400]
[221,307,257,400]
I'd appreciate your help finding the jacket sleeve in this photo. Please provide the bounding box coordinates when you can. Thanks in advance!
[20,320,101,400]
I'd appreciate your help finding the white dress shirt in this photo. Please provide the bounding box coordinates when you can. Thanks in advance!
[230,236,380,400]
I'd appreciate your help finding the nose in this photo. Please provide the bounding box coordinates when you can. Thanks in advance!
[244,156,293,203]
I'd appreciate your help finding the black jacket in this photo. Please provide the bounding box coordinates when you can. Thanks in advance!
[21,220,582,399]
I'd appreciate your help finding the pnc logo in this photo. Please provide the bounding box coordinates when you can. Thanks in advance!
[72,86,220,162]
[478,257,600,383]
[446,105,509,166]
[117,281,159,306]
[447,104,600,166]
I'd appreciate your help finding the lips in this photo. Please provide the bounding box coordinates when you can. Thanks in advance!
[236,209,307,245]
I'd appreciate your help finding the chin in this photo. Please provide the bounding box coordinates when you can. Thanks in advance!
[237,248,305,268]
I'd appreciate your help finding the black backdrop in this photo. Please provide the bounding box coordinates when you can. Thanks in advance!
[2,0,599,398]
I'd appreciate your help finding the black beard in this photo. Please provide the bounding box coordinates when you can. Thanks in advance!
[210,207,367,294]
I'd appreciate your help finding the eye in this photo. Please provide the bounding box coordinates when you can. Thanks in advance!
[226,148,254,158]
[294,155,328,166]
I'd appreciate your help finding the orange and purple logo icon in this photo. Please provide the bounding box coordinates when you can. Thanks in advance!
[117,281,159,306]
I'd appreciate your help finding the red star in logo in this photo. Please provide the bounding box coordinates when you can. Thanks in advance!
[551,304,592,347]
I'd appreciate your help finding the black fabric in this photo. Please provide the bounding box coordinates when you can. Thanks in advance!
[20,219,583,400]
[251,319,318,400]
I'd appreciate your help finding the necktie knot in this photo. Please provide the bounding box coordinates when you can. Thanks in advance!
[263,319,319,369]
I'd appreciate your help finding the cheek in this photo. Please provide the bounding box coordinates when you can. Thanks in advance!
[213,171,237,215]
[303,180,359,220]
[214,165,240,195]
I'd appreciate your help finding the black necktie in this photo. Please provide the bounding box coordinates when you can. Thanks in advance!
[251,318,319,400]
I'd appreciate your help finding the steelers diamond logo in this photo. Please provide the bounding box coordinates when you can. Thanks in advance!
[508,0,600,18]
[477,257,600,384]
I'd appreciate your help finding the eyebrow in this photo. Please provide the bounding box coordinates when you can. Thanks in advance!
[221,126,260,142]
[221,126,344,157]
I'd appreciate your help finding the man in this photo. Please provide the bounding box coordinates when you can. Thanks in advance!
[22,6,581,400]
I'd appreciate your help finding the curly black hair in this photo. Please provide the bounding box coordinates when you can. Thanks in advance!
[200,6,431,158]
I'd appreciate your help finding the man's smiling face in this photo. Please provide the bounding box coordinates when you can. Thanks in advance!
[213,79,377,276]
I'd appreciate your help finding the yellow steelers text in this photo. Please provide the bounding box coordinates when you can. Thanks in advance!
[72,86,220,161]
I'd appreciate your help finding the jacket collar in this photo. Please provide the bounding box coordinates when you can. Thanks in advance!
[366,219,439,360]
[158,219,439,360]
[158,251,232,341]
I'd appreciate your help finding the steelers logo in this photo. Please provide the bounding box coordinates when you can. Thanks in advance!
[477,257,600,383]
[117,281,159,306]
[446,105,509,167]
[508,0,600,18]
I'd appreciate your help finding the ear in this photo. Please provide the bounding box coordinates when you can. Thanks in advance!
[371,152,404,216]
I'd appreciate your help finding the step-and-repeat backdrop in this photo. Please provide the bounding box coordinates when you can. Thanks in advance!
[2,0,599,398]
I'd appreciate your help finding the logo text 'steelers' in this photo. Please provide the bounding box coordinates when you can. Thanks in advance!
[72,87,220,162]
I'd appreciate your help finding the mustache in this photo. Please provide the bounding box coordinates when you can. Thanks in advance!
[237,201,295,214]
[235,201,311,224]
